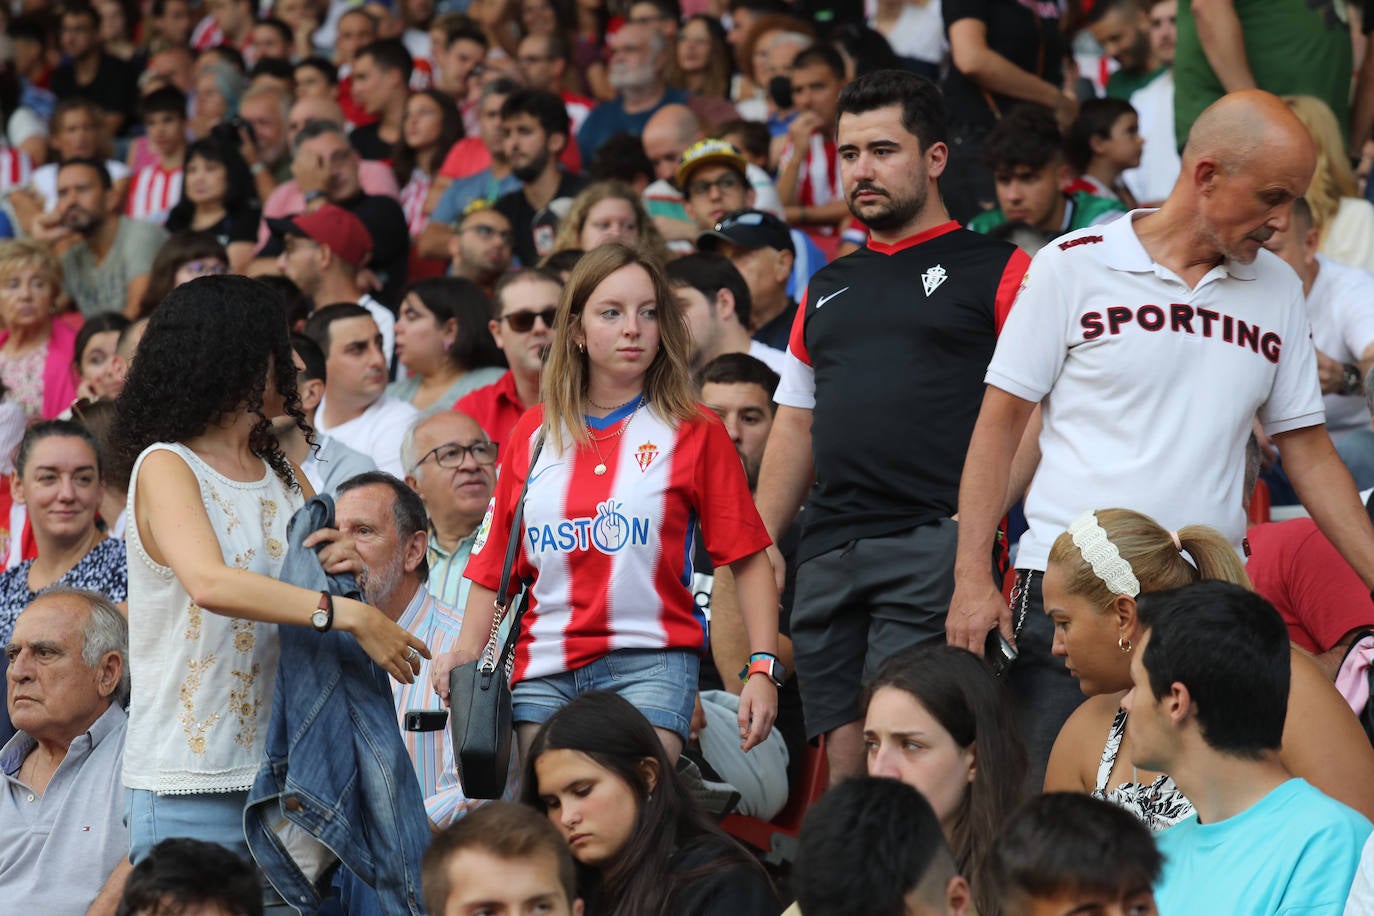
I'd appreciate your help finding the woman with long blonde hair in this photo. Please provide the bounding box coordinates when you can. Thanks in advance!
[1283,95,1374,272]
[1042,508,1374,828]
[433,244,780,764]
[553,181,671,262]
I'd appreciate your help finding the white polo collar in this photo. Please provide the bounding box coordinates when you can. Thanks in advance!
[1100,209,1258,282]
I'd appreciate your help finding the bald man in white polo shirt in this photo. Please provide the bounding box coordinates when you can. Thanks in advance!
[950,90,1374,780]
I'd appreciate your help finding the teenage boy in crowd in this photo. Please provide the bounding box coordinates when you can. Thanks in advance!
[987,793,1161,916]
[969,105,1126,243]
[125,87,188,224]
[1127,582,1371,911]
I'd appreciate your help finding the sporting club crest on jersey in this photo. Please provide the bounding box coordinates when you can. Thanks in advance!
[922,265,948,297]
[635,440,658,472]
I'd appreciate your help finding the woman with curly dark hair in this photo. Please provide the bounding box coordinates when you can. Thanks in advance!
[524,691,779,916]
[111,275,428,863]
[163,133,262,273]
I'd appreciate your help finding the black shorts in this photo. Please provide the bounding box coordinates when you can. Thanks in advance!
[790,519,957,739]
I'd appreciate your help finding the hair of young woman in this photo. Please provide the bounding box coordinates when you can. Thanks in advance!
[110,274,309,488]
[70,398,126,489]
[136,232,230,318]
[404,276,507,373]
[164,134,258,234]
[540,243,700,451]
[863,644,1030,916]
[391,88,464,188]
[73,312,132,369]
[667,14,733,100]
[552,180,670,263]
[521,691,770,916]
[1282,94,1359,244]
[1046,507,1252,606]
[15,419,103,480]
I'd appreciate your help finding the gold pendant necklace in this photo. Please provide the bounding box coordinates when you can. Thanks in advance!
[587,397,644,476]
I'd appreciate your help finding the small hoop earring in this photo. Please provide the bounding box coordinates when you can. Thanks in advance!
[577,343,585,353]
[1118,636,1133,654]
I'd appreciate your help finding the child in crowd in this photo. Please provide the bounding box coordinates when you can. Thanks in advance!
[126,87,188,224]
[1066,98,1145,209]
[791,777,973,916]
[968,105,1126,243]
[987,793,1161,916]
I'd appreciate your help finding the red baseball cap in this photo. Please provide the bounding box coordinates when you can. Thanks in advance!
[268,204,373,268]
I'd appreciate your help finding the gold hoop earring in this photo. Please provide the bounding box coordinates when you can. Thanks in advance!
[1118,636,1133,654]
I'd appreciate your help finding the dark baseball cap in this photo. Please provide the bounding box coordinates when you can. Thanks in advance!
[696,209,794,256]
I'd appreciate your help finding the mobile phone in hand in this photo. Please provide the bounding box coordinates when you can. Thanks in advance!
[404,709,448,732]
[985,629,1018,678]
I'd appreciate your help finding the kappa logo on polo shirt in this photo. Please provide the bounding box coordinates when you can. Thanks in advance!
[1080,303,1283,363]
[1058,234,1103,251]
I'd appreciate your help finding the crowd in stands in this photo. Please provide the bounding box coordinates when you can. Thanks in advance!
[7,0,1374,914]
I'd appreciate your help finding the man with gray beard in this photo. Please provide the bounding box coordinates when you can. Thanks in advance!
[575,22,688,163]
[333,472,473,826]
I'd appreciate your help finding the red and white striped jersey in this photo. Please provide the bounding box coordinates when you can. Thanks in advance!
[399,171,432,236]
[126,164,183,223]
[0,147,32,192]
[190,15,222,51]
[464,402,771,683]
[562,91,594,136]
[780,132,843,211]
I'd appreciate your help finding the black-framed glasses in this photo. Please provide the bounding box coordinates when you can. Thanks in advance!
[416,440,499,470]
[687,172,745,198]
[503,307,557,333]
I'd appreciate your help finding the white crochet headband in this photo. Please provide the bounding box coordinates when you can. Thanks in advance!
[1067,511,1141,598]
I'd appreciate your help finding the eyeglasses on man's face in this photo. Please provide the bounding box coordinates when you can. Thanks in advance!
[416,440,499,470]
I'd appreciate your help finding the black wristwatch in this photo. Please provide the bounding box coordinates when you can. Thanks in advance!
[1341,363,1364,396]
[311,591,334,632]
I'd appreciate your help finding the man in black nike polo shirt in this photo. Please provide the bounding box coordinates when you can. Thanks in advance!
[756,69,1030,781]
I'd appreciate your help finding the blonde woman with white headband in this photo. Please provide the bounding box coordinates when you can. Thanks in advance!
[1041,508,1374,829]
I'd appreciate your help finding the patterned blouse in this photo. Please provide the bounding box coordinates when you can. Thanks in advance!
[0,536,129,647]
[1092,707,1196,832]
[0,343,47,418]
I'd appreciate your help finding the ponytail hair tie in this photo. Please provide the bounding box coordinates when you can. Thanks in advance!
[1169,530,1182,551]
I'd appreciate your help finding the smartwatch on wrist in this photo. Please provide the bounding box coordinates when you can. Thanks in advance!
[739,653,786,688]
[311,591,334,632]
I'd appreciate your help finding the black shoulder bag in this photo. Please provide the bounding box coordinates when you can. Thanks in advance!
[449,435,544,799]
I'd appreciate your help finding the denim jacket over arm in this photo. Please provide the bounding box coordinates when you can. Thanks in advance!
[244,494,430,916]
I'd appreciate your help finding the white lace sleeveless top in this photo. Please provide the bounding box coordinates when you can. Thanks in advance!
[122,442,303,795]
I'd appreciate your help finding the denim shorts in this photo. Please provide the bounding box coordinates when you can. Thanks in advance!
[512,648,699,739]
[126,788,252,864]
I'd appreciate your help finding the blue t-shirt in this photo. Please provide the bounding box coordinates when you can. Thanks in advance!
[576,88,688,164]
[431,168,522,228]
[1156,778,1371,915]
